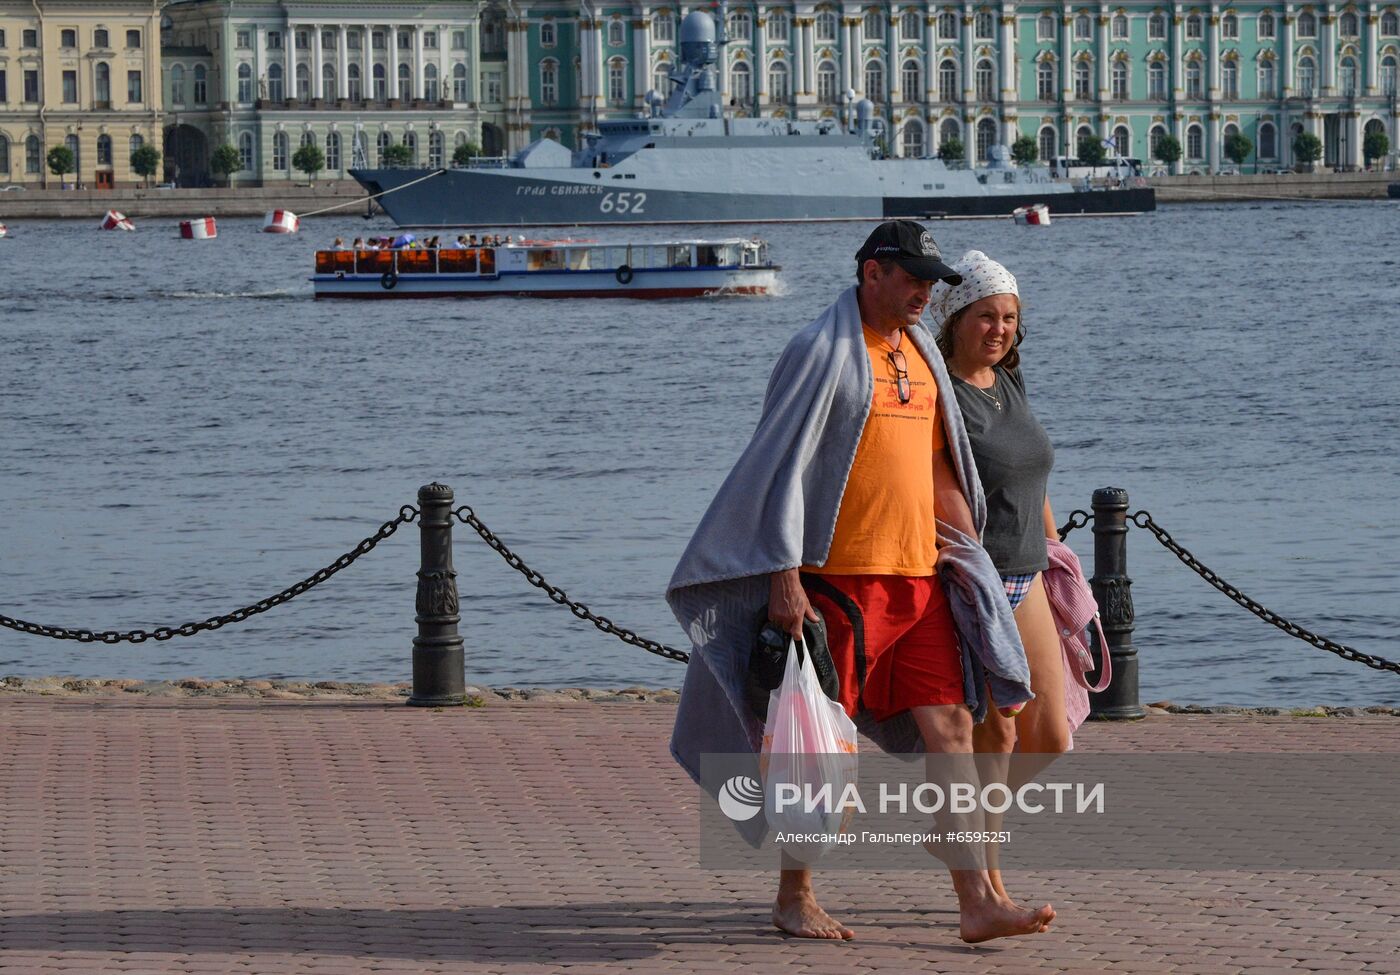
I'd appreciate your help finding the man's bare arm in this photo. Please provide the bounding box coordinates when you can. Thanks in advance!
[932,444,976,539]
[769,568,821,640]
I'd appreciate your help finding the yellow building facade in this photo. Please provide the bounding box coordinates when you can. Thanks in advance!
[0,0,163,187]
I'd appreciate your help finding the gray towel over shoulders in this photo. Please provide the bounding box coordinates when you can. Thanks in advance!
[665,286,1032,791]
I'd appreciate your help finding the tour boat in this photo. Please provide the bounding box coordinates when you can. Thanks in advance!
[311,237,778,299]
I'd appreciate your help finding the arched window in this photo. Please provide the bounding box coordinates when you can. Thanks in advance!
[1298,12,1317,37]
[193,65,207,104]
[975,59,994,101]
[1149,123,1167,160]
[402,131,417,165]
[300,130,316,149]
[1111,60,1129,99]
[96,134,112,165]
[1037,60,1055,100]
[938,11,957,39]
[1038,125,1056,161]
[730,61,752,101]
[861,9,882,40]
[171,65,186,105]
[376,130,392,165]
[769,61,790,102]
[1383,12,1400,35]
[1076,124,1094,154]
[817,59,838,102]
[729,11,752,41]
[452,63,467,101]
[865,59,885,98]
[608,57,627,104]
[654,64,671,95]
[607,18,625,47]
[1257,122,1277,159]
[1222,59,1238,99]
[1339,56,1358,96]
[1221,14,1238,39]
[26,135,43,174]
[373,63,387,101]
[423,63,438,101]
[96,62,111,103]
[541,59,558,105]
[1113,124,1131,156]
[1340,12,1359,37]
[272,130,288,170]
[902,59,923,98]
[939,59,958,100]
[349,63,362,100]
[939,117,961,152]
[975,117,997,161]
[1038,12,1056,40]
[1148,12,1167,39]
[94,27,109,48]
[1149,60,1167,99]
[1185,13,1203,38]
[815,10,838,42]
[1258,59,1276,98]
[326,131,341,170]
[1112,13,1128,39]
[237,131,253,170]
[324,63,339,99]
[1297,56,1316,97]
[1186,60,1203,98]
[1382,55,1398,96]
[901,11,921,40]
[974,10,995,38]
[397,63,411,101]
[1074,60,1092,99]
[296,64,310,101]
[129,133,143,154]
[0,135,8,177]
[268,63,284,102]
[901,118,925,157]
[1258,11,1276,39]
[1075,13,1092,39]
[1186,123,1203,159]
[428,130,444,167]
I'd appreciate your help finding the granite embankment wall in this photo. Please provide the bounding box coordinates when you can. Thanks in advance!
[1149,169,1396,202]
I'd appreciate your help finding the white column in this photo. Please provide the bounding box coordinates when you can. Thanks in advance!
[633,19,650,105]
[313,24,324,99]
[1061,7,1073,97]
[961,5,975,101]
[1173,3,1184,97]
[254,26,265,101]
[439,23,450,104]
[285,24,295,102]
[1096,5,1108,98]
[1208,6,1221,98]
[1321,4,1335,93]
[1282,7,1294,94]
[1365,5,1378,94]
[466,18,479,104]
[756,18,768,101]
[1000,8,1015,98]
[338,25,350,99]
[925,14,937,102]
[578,18,591,105]
[800,19,813,96]
[1208,110,1219,170]
[414,26,425,99]
[363,27,374,101]
[593,18,605,109]
[389,25,400,101]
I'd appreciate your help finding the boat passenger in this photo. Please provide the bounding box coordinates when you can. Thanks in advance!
[351,237,365,250]
[443,235,467,250]
[333,236,348,250]
[468,234,479,246]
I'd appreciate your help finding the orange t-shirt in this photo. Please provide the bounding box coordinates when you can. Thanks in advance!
[805,325,945,577]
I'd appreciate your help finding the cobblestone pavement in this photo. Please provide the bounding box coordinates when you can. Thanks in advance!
[1,697,1396,975]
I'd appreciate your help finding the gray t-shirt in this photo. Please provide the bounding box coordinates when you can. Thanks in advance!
[949,366,1055,575]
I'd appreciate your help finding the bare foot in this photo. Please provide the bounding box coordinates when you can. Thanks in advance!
[772,889,856,940]
[959,898,1055,944]
[988,867,1009,901]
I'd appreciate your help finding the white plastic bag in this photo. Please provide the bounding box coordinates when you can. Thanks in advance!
[759,637,859,849]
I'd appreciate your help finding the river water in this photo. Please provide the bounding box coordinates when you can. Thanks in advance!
[1,201,1397,707]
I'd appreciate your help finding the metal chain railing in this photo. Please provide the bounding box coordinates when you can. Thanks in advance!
[1058,509,1092,541]
[451,504,691,663]
[1128,510,1400,675]
[0,505,419,645]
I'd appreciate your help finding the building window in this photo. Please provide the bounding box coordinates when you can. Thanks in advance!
[865,59,885,98]
[1258,121,1276,158]
[817,59,838,102]
[769,13,790,42]
[902,59,922,98]
[974,11,994,39]
[730,12,753,42]
[901,11,921,41]
[23,28,38,47]
[975,59,994,100]
[731,61,752,101]
[1038,12,1056,40]
[0,136,9,176]
[397,63,411,101]
[402,131,417,164]
[94,27,109,47]
[1076,124,1094,153]
[1217,14,1236,39]
[1113,124,1131,155]
[540,21,556,47]
[272,131,287,170]
[1258,11,1276,39]
[1340,57,1357,95]
[1185,14,1202,39]
[1297,12,1316,38]
[652,13,674,42]
[1148,12,1167,40]
[1,70,8,104]
[397,30,411,50]
[1297,56,1315,96]
[237,131,253,170]
[348,63,362,100]
[127,70,143,103]
[326,63,340,99]
[1147,124,1166,160]
[1185,60,1203,98]
[816,11,838,42]
[300,131,315,153]
[376,131,391,165]
[608,57,626,104]
[1111,60,1128,99]
[236,30,251,49]
[1382,55,1398,95]
[901,118,925,157]
[1222,60,1238,98]
[452,63,467,101]
[428,130,443,167]
[1074,14,1091,40]
[450,30,465,50]
[60,28,76,48]
[373,64,387,100]
[296,64,310,101]
[267,63,283,101]
[422,31,435,49]
[423,63,437,101]
[65,134,80,173]
[938,11,957,39]
[1148,60,1166,99]
[296,30,309,50]
[62,70,78,103]
[1037,60,1055,99]
[769,61,790,101]
[24,68,40,102]
[1038,125,1056,161]
[170,65,185,104]
[26,135,42,173]
[653,64,671,94]
[96,134,112,165]
[939,59,958,99]
[1111,14,1128,40]
[607,19,625,47]
[976,116,997,161]
[541,59,558,105]
[939,118,960,152]
[1186,123,1203,159]
[126,29,141,48]
[321,131,337,169]
[1257,59,1275,98]
[237,63,252,102]
[373,30,386,50]
[1074,60,1091,99]
[1383,12,1400,36]
[864,10,884,42]
[485,70,503,102]
[1339,12,1359,37]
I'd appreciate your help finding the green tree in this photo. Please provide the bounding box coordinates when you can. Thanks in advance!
[451,140,482,166]
[1363,129,1391,168]
[292,144,325,181]
[1077,135,1108,171]
[1292,132,1323,169]
[46,145,75,185]
[382,143,414,167]
[938,137,964,164]
[1223,132,1253,167]
[130,144,162,187]
[1153,134,1183,165]
[1010,134,1039,166]
[210,143,242,186]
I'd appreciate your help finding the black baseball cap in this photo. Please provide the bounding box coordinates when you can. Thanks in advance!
[855,220,962,284]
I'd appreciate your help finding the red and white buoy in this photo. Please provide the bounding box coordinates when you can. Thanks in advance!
[1012,203,1051,226]
[179,217,218,240]
[0,223,8,239]
[100,210,136,231]
[262,209,300,234]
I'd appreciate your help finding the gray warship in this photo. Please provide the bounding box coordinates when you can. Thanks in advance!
[351,11,1153,228]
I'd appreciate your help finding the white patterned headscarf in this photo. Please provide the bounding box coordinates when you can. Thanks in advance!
[927,250,1019,326]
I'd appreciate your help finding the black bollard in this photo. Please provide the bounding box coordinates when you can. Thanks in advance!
[407,482,466,707]
[1088,487,1146,719]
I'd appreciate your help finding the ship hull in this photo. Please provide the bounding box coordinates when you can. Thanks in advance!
[351,168,1154,228]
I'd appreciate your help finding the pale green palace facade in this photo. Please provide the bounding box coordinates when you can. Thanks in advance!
[154,1,1399,182]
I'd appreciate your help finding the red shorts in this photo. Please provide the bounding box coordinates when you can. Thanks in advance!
[801,573,964,722]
